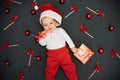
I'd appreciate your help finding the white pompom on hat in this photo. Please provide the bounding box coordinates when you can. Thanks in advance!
[39,4,62,26]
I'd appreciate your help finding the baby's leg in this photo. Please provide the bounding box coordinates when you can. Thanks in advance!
[45,57,59,80]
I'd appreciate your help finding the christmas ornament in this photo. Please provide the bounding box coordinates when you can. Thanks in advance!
[4,8,10,14]
[31,10,36,15]
[80,24,94,39]
[98,48,104,54]
[26,48,34,66]
[4,15,19,30]
[59,0,65,4]
[88,60,102,80]
[18,72,24,80]
[35,55,41,62]
[24,30,35,36]
[0,41,19,50]
[5,60,11,66]
[86,13,92,19]
[64,5,77,19]
[110,49,120,59]
[108,25,114,31]
[25,30,30,36]
[6,0,22,5]
[86,7,105,18]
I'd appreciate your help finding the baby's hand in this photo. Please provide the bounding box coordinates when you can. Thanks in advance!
[71,47,78,54]
[35,31,47,39]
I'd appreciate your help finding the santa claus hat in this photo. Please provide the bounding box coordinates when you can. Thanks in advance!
[39,4,62,26]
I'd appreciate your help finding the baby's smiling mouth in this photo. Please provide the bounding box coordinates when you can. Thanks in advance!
[48,28,52,31]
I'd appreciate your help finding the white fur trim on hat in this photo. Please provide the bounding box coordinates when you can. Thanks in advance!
[39,10,62,26]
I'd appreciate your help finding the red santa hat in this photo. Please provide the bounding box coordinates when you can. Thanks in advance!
[39,4,62,26]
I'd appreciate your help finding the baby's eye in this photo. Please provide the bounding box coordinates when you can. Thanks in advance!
[44,24,47,26]
[50,22,53,24]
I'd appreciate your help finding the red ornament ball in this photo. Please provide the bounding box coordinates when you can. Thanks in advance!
[25,30,30,36]
[4,8,10,14]
[98,48,104,54]
[59,0,65,4]
[86,13,92,19]
[5,60,11,66]
[31,10,36,15]
[35,55,41,62]
[108,25,114,31]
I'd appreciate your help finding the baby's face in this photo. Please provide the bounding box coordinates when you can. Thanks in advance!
[41,17,58,33]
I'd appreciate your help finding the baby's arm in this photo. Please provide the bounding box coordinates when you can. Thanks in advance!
[60,28,78,53]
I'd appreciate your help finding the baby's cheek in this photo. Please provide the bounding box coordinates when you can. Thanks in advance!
[43,27,48,30]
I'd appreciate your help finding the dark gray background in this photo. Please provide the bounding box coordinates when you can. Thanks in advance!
[0,0,120,80]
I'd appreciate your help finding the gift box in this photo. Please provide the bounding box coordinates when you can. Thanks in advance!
[73,43,94,64]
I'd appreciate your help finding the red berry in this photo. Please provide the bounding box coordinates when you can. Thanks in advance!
[59,0,65,4]
[86,13,92,19]
[4,8,10,14]
[35,55,41,62]
[31,10,36,15]
[25,30,30,36]
[108,25,114,31]
[98,48,104,54]
[5,60,11,66]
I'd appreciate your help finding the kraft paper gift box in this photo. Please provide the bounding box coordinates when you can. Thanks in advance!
[73,43,94,64]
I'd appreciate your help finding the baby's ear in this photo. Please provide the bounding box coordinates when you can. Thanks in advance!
[56,21,59,26]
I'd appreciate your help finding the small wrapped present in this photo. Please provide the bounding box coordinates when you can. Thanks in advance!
[73,43,94,64]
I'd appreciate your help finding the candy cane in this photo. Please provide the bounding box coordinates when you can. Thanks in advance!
[28,55,32,66]
[88,69,97,80]
[80,24,94,39]
[8,44,19,47]
[7,0,22,5]
[4,15,18,30]
[88,60,102,80]
[86,7,105,18]
[111,49,120,59]
[64,5,77,19]
[86,7,98,15]
[4,22,14,30]
[26,48,34,66]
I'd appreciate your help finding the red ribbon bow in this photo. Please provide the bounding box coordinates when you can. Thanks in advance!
[10,15,18,23]
[96,9,104,17]
[95,65,102,72]
[35,31,45,43]
[111,49,117,57]
[0,41,9,51]
[18,72,24,80]
[7,0,12,4]
[26,48,34,55]
[2,41,9,48]
[80,26,87,32]
[70,5,78,12]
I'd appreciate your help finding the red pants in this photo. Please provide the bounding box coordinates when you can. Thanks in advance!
[45,46,78,80]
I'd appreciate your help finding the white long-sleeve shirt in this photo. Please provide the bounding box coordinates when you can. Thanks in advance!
[39,27,75,50]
